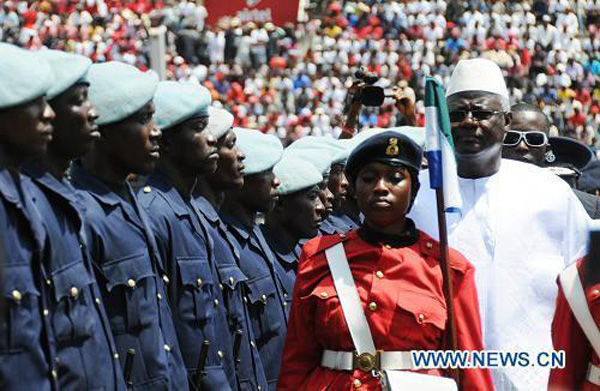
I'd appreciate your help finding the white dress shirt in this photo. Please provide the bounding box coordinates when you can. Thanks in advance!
[410,159,590,390]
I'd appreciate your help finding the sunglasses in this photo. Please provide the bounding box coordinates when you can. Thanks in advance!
[503,130,548,147]
[448,109,505,123]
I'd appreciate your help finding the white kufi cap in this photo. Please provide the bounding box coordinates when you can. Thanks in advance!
[446,58,509,100]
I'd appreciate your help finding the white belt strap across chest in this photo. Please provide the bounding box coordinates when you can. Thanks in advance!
[323,243,414,371]
[559,263,600,385]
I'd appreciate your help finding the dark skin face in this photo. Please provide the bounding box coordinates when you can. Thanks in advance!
[162,114,217,177]
[239,169,280,213]
[355,162,412,234]
[319,177,335,217]
[447,91,512,178]
[501,110,549,166]
[98,101,161,176]
[328,163,349,210]
[0,96,55,167]
[276,184,326,238]
[209,129,246,189]
[47,84,99,160]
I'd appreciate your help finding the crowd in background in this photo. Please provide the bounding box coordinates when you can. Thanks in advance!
[1,0,598,150]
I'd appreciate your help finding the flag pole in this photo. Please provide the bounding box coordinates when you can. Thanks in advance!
[425,76,460,386]
[435,187,460,386]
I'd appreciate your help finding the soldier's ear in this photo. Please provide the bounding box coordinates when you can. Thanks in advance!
[504,111,513,129]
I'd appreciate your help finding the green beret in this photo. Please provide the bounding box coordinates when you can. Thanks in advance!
[38,49,92,100]
[233,128,283,175]
[0,43,53,109]
[207,106,234,140]
[274,155,323,195]
[154,81,211,131]
[88,61,159,126]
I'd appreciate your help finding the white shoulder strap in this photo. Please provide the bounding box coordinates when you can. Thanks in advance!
[559,262,600,356]
[325,243,376,355]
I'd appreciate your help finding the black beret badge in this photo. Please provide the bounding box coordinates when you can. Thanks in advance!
[386,138,400,156]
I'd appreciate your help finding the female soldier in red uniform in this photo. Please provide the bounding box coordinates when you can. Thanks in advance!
[278,131,493,390]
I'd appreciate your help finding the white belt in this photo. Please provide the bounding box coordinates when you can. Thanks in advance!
[321,350,415,372]
[587,364,600,385]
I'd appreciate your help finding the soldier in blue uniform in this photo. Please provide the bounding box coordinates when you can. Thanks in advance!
[194,107,269,391]
[260,155,326,306]
[0,43,58,391]
[219,128,288,391]
[22,50,126,391]
[69,61,188,390]
[138,81,235,390]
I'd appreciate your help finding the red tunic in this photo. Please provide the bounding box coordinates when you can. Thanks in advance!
[549,259,600,390]
[278,229,493,390]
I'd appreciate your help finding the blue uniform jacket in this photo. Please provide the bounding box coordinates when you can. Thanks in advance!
[138,172,234,391]
[258,224,300,316]
[24,161,126,390]
[0,166,56,391]
[219,212,288,391]
[69,162,188,391]
[192,195,268,391]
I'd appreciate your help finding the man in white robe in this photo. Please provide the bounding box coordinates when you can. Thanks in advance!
[409,59,591,390]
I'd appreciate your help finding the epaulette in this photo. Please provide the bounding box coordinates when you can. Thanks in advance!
[417,230,469,275]
[302,232,351,259]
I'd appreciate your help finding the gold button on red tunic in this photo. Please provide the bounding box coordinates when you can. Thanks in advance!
[279,230,493,390]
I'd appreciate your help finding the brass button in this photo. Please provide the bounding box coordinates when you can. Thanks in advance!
[376,271,384,279]
[250,340,256,348]
[164,344,171,352]
[157,293,162,300]
[320,292,328,298]
[127,279,136,289]
[353,378,362,388]
[593,289,600,296]
[95,298,101,305]
[283,293,288,298]
[257,386,262,391]
[143,186,151,193]
[283,302,288,307]
[418,313,425,322]
[368,302,378,311]
[214,299,220,307]
[163,275,170,284]
[229,276,235,285]
[243,297,248,305]
[217,350,224,359]
[12,290,22,302]
[43,309,49,317]
[70,286,79,298]
[114,353,119,360]
[339,233,346,238]
[219,283,224,291]
[196,278,203,288]
[384,244,391,249]
[261,294,267,302]
[46,279,52,286]
[51,370,58,379]
[426,242,433,249]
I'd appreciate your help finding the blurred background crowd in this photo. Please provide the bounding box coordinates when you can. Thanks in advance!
[1,0,598,150]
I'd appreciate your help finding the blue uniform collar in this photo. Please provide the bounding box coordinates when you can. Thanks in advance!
[0,168,20,204]
[259,224,299,266]
[146,171,192,218]
[220,212,251,241]
[69,161,121,207]
[22,160,84,210]
[193,194,219,223]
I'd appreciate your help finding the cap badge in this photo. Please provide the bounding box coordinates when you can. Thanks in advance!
[386,138,400,156]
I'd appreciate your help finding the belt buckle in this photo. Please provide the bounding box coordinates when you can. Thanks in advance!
[353,351,381,372]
